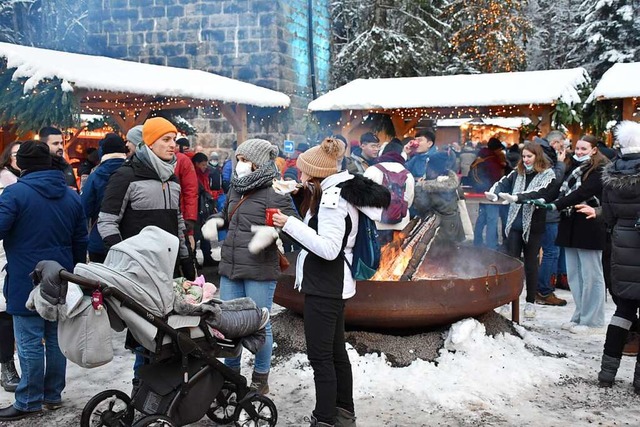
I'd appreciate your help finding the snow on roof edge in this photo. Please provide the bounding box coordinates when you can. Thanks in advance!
[308,68,589,112]
[0,42,290,108]
[589,62,640,102]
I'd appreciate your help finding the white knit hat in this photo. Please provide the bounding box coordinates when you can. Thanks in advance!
[615,121,640,155]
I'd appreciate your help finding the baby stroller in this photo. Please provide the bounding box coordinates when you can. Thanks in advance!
[31,226,277,427]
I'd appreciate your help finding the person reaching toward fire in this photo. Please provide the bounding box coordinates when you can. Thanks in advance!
[272,136,390,427]
[486,142,559,320]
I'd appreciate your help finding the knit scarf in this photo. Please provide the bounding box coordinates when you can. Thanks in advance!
[135,145,176,182]
[558,161,600,214]
[231,162,279,194]
[504,168,555,242]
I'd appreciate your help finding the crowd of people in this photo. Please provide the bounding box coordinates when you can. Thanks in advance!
[0,117,640,427]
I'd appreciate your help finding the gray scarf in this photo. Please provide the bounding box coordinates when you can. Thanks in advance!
[504,168,555,242]
[135,144,176,182]
[231,163,279,194]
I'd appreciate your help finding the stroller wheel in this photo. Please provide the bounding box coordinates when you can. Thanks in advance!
[207,382,238,424]
[80,389,135,427]
[132,415,176,427]
[234,394,278,427]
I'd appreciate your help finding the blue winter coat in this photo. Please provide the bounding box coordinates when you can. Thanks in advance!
[0,170,88,316]
[81,158,125,255]
[405,145,438,179]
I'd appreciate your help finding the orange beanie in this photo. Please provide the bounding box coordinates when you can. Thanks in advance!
[142,117,178,146]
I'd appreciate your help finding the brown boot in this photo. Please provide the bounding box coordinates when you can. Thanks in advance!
[535,292,567,306]
[250,371,269,395]
[623,332,640,357]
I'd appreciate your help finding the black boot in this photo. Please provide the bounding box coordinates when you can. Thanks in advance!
[1,360,20,392]
[0,405,41,421]
[633,361,640,394]
[598,354,621,387]
[306,415,334,427]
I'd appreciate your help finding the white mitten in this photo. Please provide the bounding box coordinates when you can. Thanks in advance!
[202,217,224,242]
[272,179,301,195]
[498,193,518,204]
[276,237,285,254]
[210,246,222,262]
[484,192,498,202]
[248,225,279,254]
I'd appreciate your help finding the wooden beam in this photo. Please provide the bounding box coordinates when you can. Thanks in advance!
[219,103,247,143]
[538,107,551,136]
[622,98,637,121]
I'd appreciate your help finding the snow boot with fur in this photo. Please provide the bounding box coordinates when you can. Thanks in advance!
[335,407,357,427]
[598,354,621,387]
[250,371,269,395]
[1,360,20,392]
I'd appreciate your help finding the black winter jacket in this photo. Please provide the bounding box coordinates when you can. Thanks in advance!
[554,159,607,250]
[602,154,640,300]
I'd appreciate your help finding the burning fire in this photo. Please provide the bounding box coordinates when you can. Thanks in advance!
[371,232,413,281]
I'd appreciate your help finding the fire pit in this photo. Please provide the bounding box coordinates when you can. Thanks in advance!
[275,218,524,329]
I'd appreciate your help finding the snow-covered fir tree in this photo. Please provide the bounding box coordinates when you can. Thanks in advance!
[443,0,531,74]
[525,0,578,71]
[568,0,640,81]
[330,0,449,87]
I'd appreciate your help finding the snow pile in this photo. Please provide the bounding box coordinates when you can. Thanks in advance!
[308,68,589,111]
[589,61,640,101]
[0,42,290,108]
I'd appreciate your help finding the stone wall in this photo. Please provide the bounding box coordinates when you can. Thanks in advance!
[85,0,331,151]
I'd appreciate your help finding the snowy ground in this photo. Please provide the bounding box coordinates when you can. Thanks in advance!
[2,287,640,427]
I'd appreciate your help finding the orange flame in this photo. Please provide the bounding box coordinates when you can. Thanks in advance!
[371,231,413,281]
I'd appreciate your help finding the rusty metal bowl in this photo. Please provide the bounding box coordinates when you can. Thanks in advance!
[275,246,524,330]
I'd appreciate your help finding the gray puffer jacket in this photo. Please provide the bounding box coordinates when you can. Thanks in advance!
[218,186,298,281]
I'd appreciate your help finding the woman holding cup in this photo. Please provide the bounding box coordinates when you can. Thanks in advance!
[202,138,297,395]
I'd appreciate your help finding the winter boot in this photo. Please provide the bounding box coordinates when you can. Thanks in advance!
[1,360,20,392]
[634,361,640,394]
[305,415,334,427]
[598,354,621,387]
[250,371,269,395]
[335,407,357,427]
[556,273,570,290]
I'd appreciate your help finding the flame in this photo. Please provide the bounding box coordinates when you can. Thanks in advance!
[372,232,413,281]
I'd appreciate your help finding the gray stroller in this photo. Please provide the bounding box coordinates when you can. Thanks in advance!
[31,226,277,427]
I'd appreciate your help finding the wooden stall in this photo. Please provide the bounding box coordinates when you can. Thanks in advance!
[590,62,640,122]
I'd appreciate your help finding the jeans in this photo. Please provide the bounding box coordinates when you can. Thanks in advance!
[0,311,15,363]
[537,222,559,297]
[557,246,567,275]
[304,294,354,425]
[219,276,276,374]
[506,230,544,304]
[13,315,66,412]
[565,247,606,327]
[473,203,499,250]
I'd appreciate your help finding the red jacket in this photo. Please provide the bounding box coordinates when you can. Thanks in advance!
[175,153,198,233]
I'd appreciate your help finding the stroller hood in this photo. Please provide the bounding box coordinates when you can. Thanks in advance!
[77,226,178,316]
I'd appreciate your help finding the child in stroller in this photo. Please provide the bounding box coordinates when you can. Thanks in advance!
[28,226,278,427]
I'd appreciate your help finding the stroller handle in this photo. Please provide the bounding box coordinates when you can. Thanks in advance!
[59,270,102,290]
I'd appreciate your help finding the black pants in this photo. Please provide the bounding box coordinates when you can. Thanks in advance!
[89,252,106,263]
[303,294,354,425]
[0,311,15,363]
[603,297,640,360]
[506,229,543,304]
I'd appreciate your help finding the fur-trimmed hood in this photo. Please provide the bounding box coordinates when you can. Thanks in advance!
[602,154,640,190]
[419,171,459,193]
[337,173,391,209]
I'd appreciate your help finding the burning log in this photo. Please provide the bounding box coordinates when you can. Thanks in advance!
[400,215,441,281]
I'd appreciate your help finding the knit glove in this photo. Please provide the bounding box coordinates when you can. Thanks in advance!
[484,192,498,202]
[529,199,555,210]
[248,225,279,254]
[498,193,519,204]
[30,261,68,305]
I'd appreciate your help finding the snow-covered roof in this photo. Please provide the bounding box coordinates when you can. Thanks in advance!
[437,117,531,129]
[0,42,290,108]
[308,68,589,111]
[590,62,640,101]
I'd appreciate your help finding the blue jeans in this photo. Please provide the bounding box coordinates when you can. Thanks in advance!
[219,276,276,374]
[557,246,567,275]
[473,203,499,250]
[537,222,559,296]
[564,247,606,327]
[13,315,66,412]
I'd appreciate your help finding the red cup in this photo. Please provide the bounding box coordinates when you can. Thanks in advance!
[265,208,278,226]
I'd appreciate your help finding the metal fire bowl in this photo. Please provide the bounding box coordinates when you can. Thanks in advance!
[275,246,524,330]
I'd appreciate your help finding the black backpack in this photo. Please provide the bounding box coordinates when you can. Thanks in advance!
[197,183,216,224]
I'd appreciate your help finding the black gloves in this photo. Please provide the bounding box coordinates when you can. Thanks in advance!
[30,261,68,305]
[180,257,197,281]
